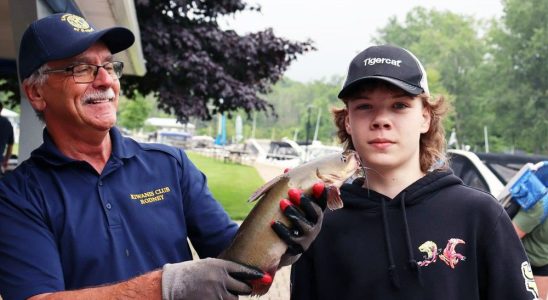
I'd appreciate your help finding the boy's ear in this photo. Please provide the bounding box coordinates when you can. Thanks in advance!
[345,114,352,135]
[420,108,431,133]
[23,83,47,112]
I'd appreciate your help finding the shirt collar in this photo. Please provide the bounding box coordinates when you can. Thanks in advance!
[30,126,138,166]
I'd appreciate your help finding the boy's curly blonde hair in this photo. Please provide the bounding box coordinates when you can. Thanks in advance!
[333,81,449,173]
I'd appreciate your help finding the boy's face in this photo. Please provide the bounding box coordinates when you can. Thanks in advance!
[344,83,431,174]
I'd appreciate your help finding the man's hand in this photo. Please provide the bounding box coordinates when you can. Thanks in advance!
[161,258,265,300]
[272,182,327,267]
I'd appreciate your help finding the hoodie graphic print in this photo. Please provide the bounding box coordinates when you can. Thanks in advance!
[290,170,539,300]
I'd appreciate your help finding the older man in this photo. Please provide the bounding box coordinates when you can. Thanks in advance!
[0,13,324,300]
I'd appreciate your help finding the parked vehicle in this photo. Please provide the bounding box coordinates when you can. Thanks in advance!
[448,150,547,195]
[448,149,548,216]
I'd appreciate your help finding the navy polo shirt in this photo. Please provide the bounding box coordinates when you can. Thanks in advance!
[0,127,238,299]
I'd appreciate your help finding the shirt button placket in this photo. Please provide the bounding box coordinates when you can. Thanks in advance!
[98,179,107,212]
[98,178,119,225]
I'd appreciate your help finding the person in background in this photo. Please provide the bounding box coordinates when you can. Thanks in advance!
[290,44,539,299]
[513,200,548,300]
[0,102,14,174]
[0,13,324,300]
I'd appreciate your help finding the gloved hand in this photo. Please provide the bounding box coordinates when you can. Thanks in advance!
[162,257,265,300]
[272,182,327,267]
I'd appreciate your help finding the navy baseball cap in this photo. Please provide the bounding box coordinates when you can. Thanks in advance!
[18,13,135,80]
[338,45,429,99]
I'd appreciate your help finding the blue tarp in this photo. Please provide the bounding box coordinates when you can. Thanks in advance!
[510,161,548,221]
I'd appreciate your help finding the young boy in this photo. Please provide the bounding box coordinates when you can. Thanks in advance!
[290,45,540,300]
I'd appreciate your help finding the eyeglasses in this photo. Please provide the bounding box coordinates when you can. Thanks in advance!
[42,61,124,83]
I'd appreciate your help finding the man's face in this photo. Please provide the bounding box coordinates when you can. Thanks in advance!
[344,84,431,174]
[35,42,120,133]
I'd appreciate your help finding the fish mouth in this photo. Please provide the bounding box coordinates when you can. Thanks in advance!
[339,150,362,180]
[343,150,361,168]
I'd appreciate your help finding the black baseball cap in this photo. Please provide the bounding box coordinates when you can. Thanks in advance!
[18,13,135,80]
[338,45,429,99]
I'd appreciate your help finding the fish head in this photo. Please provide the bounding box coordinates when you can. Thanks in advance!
[290,150,360,210]
[313,150,361,187]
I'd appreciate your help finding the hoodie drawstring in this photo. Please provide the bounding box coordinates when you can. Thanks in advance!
[400,192,424,286]
[381,197,400,288]
[381,192,424,289]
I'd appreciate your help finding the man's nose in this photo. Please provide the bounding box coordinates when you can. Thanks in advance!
[92,66,115,87]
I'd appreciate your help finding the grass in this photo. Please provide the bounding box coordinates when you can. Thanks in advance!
[187,151,265,220]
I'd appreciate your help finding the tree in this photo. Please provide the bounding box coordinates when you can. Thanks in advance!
[117,93,153,130]
[486,0,547,153]
[0,76,19,109]
[122,0,314,123]
[247,77,343,144]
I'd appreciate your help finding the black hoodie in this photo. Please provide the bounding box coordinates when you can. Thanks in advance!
[291,170,539,300]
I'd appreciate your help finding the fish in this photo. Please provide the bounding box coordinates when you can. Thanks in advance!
[219,150,361,295]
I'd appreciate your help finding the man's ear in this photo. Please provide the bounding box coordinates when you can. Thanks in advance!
[23,83,46,112]
[420,107,431,134]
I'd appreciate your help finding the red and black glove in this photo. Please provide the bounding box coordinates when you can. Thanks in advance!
[272,182,327,267]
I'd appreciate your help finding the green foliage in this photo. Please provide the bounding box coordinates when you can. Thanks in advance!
[193,77,346,145]
[252,77,344,144]
[187,151,264,220]
[0,75,19,108]
[117,92,153,130]
[486,0,548,153]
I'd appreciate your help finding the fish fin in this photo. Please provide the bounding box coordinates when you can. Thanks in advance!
[248,174,287,203]
[326,186,344,210]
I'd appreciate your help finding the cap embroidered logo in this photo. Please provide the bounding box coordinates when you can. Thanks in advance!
[61,14,94,33]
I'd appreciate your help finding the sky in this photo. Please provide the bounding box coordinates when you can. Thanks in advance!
[221,0,503,83]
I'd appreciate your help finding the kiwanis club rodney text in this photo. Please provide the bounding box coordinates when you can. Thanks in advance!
[130,187,171,204]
